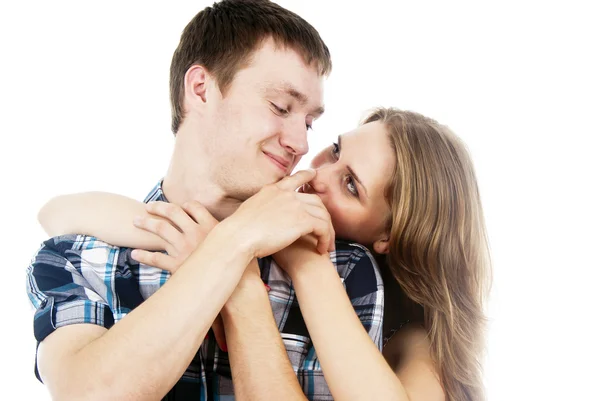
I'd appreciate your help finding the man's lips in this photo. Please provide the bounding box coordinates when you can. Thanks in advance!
[263,152,291,172]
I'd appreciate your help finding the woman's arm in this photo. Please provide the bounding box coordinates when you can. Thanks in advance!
[382,323,445,401]
[38,192,164,249]
[275,239,444,401]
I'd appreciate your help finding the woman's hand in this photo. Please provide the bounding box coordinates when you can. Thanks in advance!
[130,200,218,273]
[272,235,334,281]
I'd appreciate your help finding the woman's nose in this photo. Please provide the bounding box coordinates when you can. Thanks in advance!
[309,167,330,193]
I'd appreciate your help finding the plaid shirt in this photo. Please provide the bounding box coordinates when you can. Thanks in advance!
[26,182,385,401]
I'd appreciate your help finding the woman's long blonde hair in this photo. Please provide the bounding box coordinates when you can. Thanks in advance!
[364,108,492,401]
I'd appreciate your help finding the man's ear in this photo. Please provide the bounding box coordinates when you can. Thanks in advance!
[183,65,213,111]
[373,236,390,255]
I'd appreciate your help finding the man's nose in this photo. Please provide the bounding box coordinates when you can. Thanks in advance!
[280,118,309,156]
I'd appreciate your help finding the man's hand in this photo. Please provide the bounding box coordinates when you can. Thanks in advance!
[225,169,335,258]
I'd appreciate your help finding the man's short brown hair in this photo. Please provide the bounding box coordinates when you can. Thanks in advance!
[169,0,332,134]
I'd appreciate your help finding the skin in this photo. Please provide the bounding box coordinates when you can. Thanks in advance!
[304,121,394,249]
[163,38,325,220]
[35,36,446,401]
[38,122,445,400]
[34,38,331,401]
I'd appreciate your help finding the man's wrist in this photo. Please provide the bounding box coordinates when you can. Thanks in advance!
[208,220,255,265]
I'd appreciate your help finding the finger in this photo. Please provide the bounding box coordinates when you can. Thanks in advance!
[145,201,197,234]
[303,204,332,225]
[131,249,177,273]
[296,193,333,248]
[297,194,335,252]
[301,216,331,255]
[318,228,330,254]
[133,215,183,248]
[300,205,334,254]
[295,192,327,208]
[181,201,217,228]
[316,224,330,255]
[329,221,336,253]
[276,169,316,191]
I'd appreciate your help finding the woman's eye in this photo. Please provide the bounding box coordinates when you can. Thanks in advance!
[331,142,340,158]
[344,175,358,197]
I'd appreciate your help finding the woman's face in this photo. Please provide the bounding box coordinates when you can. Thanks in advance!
[304,121,395,249]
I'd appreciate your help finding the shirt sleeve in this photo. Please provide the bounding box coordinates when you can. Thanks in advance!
[26,235,124,343]
[26,235,148,382]
[335,242,385,350]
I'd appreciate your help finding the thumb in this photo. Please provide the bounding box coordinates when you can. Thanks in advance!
[276,169,316,191]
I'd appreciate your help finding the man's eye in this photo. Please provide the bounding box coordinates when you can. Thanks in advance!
[271,103,289,115]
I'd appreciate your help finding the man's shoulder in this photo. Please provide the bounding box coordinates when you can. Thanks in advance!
[332,240,379,272]
[332,240,384,299]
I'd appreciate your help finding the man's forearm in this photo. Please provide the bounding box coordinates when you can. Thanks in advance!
[40,224,254,401]
[222,276,307,401]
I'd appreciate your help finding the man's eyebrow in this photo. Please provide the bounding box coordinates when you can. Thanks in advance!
[282,82,308,104]
[275,82,325,117]
[339,135,369,199]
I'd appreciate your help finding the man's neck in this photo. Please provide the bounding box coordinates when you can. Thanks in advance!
[161,169,242,222]
[162,129,243,221]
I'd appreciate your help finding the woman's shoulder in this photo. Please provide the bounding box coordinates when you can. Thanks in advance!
[383,322,430,360]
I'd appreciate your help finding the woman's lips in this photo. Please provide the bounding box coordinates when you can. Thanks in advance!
[300,183,314,193]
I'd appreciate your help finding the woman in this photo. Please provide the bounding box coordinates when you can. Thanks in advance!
[39,108,491,401]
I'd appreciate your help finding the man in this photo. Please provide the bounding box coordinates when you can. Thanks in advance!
[26,1,383,400]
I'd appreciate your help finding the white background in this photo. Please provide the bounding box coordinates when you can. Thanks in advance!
[1,1,598,399]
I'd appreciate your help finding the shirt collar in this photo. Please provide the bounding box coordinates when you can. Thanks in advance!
[143,179,168,203]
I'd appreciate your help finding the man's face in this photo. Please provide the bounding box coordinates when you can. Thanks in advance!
[202,39,325,201]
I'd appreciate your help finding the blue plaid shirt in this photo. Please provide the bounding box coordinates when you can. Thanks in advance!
[26,182,385,401]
